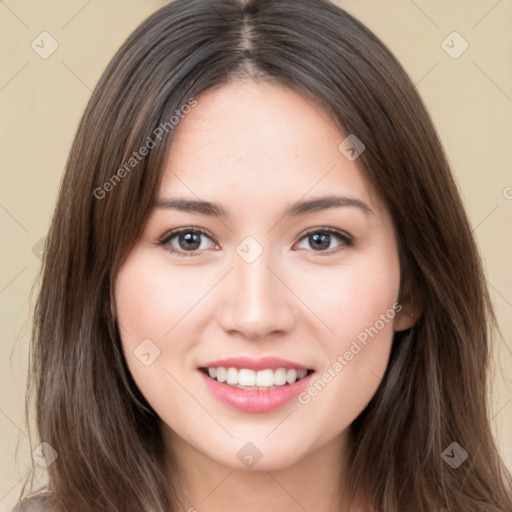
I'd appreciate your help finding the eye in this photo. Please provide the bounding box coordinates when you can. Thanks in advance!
[156,226,354,257]
[156,227,217,257]
[294,228,354,255]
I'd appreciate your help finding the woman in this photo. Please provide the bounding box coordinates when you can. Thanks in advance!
[16,0,512,510]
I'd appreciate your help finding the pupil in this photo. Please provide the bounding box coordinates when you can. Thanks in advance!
[180,232,200,250]
[311,233,329,250]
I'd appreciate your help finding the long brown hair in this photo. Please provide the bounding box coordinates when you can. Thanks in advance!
[17,0,512,510]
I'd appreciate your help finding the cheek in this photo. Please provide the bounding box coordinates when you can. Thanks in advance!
[300,242,401,352]
[113,256,197,387]
[114,255,208,345]
[297,242,401,423]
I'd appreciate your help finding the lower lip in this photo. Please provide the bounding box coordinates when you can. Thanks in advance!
[198,370,314,413]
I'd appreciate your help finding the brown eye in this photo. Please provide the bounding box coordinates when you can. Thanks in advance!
[295,228,354,255]
[158,228,216,256]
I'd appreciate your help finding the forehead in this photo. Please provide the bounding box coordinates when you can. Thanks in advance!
[160,79,381,215]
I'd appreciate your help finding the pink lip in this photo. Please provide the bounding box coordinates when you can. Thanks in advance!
[197,369,315,413]
[199,356,312,371]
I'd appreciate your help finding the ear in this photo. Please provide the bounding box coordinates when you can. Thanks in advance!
[394,273,423,332]
[104,294,117,322]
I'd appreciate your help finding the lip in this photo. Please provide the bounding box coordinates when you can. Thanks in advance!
[197,368,315,413]
[199,356,313,371]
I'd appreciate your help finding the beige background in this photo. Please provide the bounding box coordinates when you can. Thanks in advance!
[1,1,511,510]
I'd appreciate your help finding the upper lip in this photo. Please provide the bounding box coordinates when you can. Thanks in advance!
[199,356,314,371]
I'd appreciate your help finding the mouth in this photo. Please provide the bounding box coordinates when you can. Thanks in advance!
[196,356,316,412]
[198,366,315,390]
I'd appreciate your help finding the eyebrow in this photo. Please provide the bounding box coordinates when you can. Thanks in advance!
[155,195,373,218]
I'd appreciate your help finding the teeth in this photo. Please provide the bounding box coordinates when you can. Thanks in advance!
[274,368,287,386]
[256,369,273,387]
[239,368,256,386]
[216,367,226,383]
[286,368,297,384]
[204,367,309,388]
[226,367,238,385]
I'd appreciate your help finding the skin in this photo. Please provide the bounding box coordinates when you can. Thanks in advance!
[114,79,418,512]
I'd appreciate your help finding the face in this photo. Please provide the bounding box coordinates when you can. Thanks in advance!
[114,79,411,472]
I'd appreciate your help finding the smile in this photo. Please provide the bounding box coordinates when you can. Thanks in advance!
[200,366,313,389]
[197,356,316,412]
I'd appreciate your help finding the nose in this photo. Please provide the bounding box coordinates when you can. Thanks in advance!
[216,250,297,341]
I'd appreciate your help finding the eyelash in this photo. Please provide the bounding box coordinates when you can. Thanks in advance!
[155,226,355,257]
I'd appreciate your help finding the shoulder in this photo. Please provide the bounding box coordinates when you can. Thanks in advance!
[12,492,62,512]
